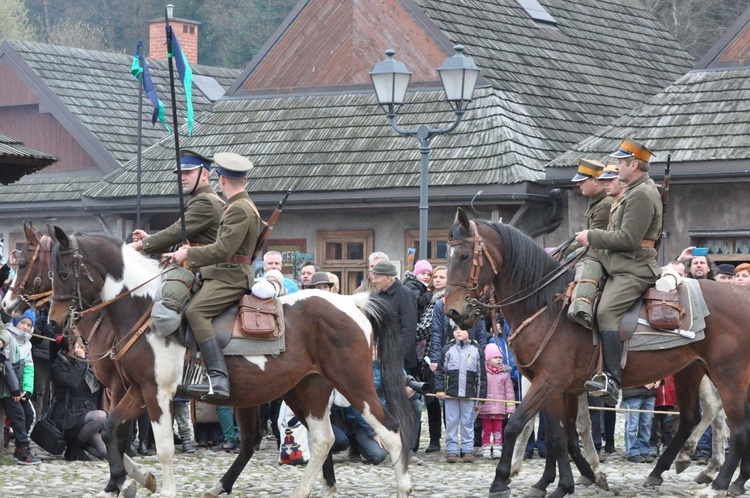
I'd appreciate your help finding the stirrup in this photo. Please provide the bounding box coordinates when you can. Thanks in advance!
[585,372,611,397]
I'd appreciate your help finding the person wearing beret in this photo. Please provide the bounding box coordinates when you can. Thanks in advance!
[575,136,662,406]
[370,261,419,374]
[130,149,224,254]
[173,153,261,400]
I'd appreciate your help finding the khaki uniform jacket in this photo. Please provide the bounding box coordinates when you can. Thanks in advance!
[565,189,613,258]
[588,173,662,279]
[186,191,260,288]
[141,185,223,253]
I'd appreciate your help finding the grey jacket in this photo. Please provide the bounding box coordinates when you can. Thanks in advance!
[435,339,487,399]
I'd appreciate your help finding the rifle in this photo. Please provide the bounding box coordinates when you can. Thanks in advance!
[253,189,292,261]
[655,154,670,264]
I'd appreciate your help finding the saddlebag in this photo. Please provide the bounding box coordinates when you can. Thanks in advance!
[644,288,684,330]
[238,294,285,339]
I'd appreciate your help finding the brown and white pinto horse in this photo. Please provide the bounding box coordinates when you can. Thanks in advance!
[444,208,750,498]
[44,226,413,498]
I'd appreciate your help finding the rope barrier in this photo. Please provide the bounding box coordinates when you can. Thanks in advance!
[424,393,680,416]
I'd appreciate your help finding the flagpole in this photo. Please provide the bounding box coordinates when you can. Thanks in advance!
[165,7,187,244]
[136,43,144,231]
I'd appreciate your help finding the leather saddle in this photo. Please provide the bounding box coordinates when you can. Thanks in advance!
[617,283,693,342]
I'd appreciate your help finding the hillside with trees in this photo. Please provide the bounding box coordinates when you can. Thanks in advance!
[1,0,749,68]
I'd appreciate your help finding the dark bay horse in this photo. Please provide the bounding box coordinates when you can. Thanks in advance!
[43,226,413,498]
[444,208,750,498]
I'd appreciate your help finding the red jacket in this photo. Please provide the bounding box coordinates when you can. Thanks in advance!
[655,375,676,408]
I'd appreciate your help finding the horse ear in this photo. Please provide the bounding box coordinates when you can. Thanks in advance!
[23,221,40,245]
[455,207,472,235]
[48,225,70,250]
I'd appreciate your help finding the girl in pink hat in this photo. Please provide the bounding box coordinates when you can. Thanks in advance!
[478,343,516,459]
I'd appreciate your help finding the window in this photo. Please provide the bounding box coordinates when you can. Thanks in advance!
[317,231,373,294]
[690,230,750,263]
[405,229,450,265]
[515,0,558,26]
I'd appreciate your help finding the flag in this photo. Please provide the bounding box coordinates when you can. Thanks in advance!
[131,41,170,132]
[166,26,194,136]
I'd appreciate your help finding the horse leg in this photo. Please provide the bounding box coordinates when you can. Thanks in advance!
[567,393,606,490]
[698,391,728,485]
[490,380,554,498]
[701,376,750,497]
[645,364,703,487]
[729,451,750,496]
[99,387,147,498]
[510,414,536,477]
[141,381,179,498]
[203,405,260,498]
[575,392,599,472]
[544,396,576,498]
[282,375,335,498]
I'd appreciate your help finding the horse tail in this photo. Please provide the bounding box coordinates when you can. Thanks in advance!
[358,294,413,466]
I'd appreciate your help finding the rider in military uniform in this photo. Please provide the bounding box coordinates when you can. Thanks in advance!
[564,159,612,259]
[574,137,662,405]
[130,149,223,253]
[172,153,261,400]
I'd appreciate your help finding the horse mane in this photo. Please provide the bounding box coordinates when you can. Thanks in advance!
[466,220,573,316]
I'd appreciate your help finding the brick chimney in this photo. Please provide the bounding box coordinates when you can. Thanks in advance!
[149,18,200,65]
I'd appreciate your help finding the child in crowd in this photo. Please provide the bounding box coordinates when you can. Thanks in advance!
[1,315,41,465]
[478,343,515,459]
[650,375,676,456]
[435,323,486,463]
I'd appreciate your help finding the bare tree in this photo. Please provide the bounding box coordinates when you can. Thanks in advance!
[0,0,36,42]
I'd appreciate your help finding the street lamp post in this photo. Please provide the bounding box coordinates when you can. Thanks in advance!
[370,45,479,261]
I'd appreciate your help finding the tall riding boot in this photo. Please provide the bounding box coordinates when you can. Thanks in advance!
[585,330,622,406]
[188,336,230,400]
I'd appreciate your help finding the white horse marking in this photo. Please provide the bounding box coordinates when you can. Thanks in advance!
[100,244,161,302]
[243,356,268,370]
[359,401,412,497]
[281,290,373,346]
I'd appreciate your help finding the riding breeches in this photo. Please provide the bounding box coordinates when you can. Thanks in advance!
[185,278,248,342]
[596,273,656,331]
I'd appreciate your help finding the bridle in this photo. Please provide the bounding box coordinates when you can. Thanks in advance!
[447,220,585,368]
[8,235,54,309]
[49,234,164,361]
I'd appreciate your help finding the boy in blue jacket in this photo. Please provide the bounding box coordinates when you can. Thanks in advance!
[436,323,487,463]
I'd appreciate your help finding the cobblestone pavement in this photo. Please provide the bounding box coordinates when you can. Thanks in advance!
[0,414,726,498]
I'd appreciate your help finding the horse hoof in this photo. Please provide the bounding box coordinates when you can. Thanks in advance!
[643,475,663,488]
[576,475,593,486]
[203,483,227,498]
[316,485,338,498]
[595,472,609,491]
[728,483,745,496]
[696,472,715,485]
[524,487,546,498]
[675,460,690,474]
[119,479,137,498]
[96,492,119,498]
[145,473,157,494]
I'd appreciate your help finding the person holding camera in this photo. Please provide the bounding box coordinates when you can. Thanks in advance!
[49,336,107,460]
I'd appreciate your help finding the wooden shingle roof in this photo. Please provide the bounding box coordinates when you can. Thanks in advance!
[85,86,550,202]
[415,0,695,163]
[546,68,750,175]
[0,132,58,185]
[87,0,695,202]
[5,41,240,166]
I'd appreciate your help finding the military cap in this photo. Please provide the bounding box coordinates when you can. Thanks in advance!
[175,148,212,173]
[371,260,398,276]
[716,263,735,276]
[214,152,254,178]
[571,159,605,182]
[598,161,619,180]
[610,136,654,162]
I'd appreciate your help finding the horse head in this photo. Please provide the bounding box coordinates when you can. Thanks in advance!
[1,221,51,314]
[47,225,108,337]
[444,208,502,328]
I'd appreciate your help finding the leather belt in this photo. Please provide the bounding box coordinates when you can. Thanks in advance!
[640,239,656,248]
[229,254,251,265]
